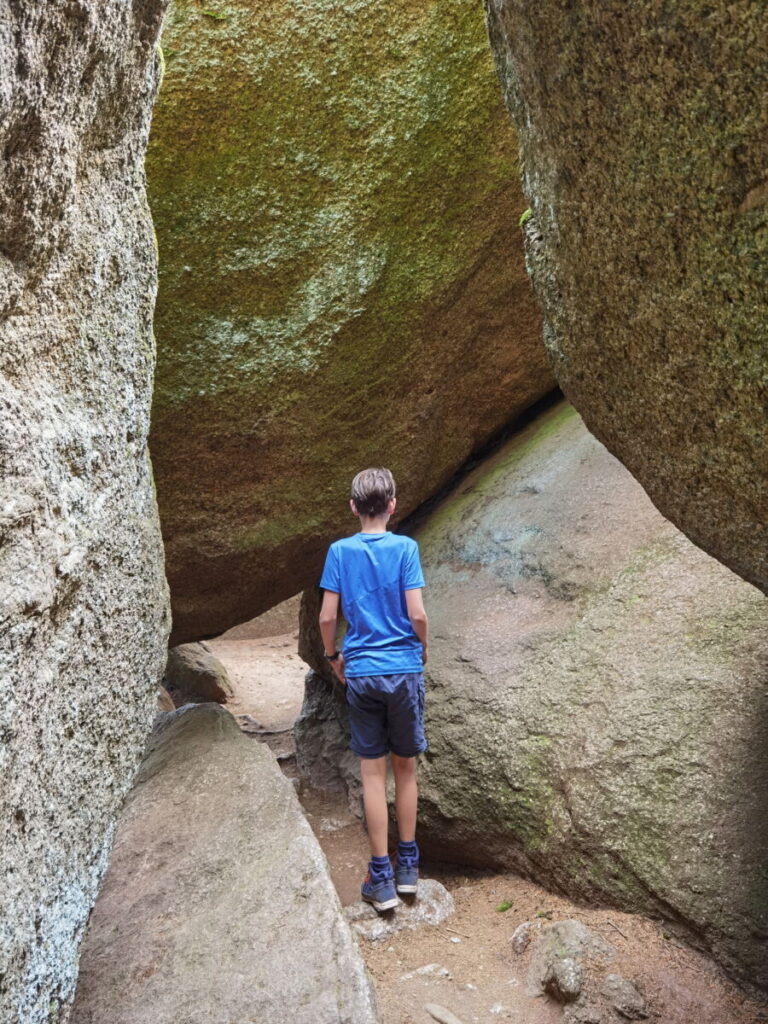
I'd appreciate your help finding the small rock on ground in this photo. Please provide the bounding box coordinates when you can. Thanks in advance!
[601,973,649,1019]
[544,956,583,1003]
[424,1004,466,1024]
[164,642,234,704]
[400,963,452,981]
[510,920,532,954]
[529,918,614,998]
[344,879,455,941]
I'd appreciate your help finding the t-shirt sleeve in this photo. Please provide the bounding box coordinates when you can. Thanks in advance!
[402,540,426,590]
[319,544,341,593]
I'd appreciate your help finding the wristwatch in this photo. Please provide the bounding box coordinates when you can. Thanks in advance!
[324,650,341,662]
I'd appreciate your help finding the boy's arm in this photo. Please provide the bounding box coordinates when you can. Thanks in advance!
[405,588,428,664]
[318,589,345,683]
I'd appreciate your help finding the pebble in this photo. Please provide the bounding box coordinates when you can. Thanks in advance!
[424,1004,466,1024]
[400,963,452,981]
[450,936,461,943]
[509,920,532,954]
[318,817,348,833]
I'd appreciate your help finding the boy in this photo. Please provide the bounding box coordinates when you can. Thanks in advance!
[318,467,428,912]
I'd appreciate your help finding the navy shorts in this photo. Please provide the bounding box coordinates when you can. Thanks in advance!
[345,672,427,759]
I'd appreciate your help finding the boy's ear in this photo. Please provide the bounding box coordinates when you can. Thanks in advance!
[388,497,397,514]
[350,498,359,517]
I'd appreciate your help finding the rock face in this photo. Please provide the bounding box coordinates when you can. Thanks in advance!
[0,5,170,1022]
[147,0,555,644]
[299,403,768,988]
[484,0,768,595]
[70,703,380,1024]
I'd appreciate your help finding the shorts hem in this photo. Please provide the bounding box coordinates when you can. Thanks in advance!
[352,747,389,759]
[345,669,424,679]
[389,743,428,758]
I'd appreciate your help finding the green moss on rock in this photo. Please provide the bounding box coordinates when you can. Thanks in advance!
[147,0,554,642]
[485,0,768,594]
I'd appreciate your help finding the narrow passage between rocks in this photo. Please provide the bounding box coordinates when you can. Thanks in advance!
[206,600,767,1024]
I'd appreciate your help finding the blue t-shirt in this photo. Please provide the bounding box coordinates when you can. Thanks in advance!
[319,531,426,677]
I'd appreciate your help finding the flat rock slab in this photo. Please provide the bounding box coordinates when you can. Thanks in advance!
[344,879,455,941]
[70,703,379,1024]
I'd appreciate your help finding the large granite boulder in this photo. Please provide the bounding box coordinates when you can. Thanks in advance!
[484,0,768,594]
[0,5,170,1022]
[70,703,380,1024]
[147,0,555,644]
[299,403,768,989]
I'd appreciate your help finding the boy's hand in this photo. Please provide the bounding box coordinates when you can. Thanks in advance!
[422,644,428,665]
[331,653,346,685]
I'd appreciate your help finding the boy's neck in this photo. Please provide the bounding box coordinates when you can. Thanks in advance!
[358,515,389,534]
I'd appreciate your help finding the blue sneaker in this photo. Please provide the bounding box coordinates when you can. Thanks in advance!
[395,847,419,895]
[361,872,399,912]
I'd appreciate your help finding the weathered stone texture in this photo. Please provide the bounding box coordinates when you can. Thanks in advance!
[147,0,555,644]
[300,403,768,988]
[485,0,768,593]
[70,704,380,1024]
[415,403,768,988]
[0,3,170,1020]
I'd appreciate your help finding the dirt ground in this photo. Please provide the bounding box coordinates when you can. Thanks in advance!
[210,620,768,1024]
[207,629,305,733]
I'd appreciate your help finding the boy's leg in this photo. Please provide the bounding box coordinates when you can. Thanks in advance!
[390,753,417,842]
[347,677,398,910]
[346,676,390,857]
[359,755,389,857]
[387,673,425,894]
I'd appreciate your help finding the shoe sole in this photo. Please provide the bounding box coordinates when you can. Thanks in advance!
[396,883,417,894]
[362,893,399,912]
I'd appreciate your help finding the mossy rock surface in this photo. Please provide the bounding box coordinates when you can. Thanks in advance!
[485,0,768,594]
[420,404,768,988]
[147,0,553,643]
